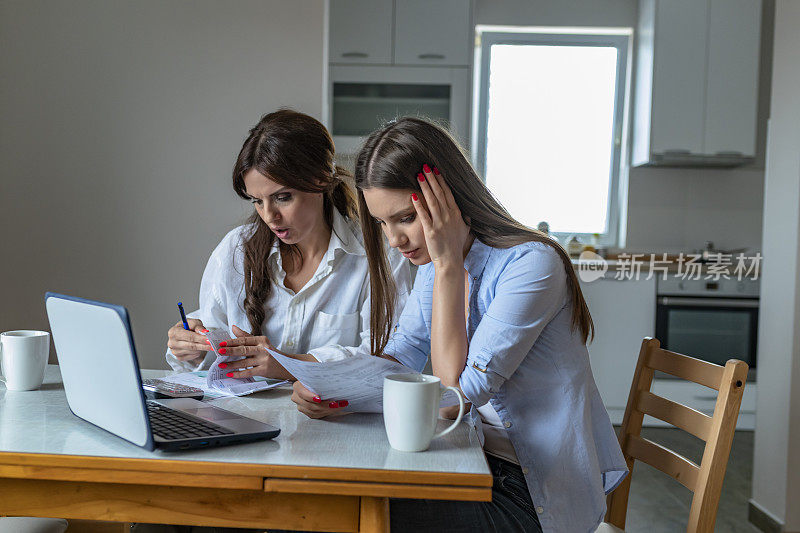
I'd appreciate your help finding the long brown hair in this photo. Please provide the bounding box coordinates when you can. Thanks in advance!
[354,117,594,354]
[232,109,356,334]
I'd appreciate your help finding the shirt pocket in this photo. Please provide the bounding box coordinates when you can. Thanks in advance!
[308,311,360,349]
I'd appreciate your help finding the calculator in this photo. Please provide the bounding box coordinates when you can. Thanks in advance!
[142,378,204,400]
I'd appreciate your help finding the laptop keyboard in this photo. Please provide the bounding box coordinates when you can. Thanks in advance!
[147,401,235,440]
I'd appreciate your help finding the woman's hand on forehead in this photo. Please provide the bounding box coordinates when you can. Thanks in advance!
[411,163,470,269]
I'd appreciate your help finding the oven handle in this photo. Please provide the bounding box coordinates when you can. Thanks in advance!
[658,297,759,308]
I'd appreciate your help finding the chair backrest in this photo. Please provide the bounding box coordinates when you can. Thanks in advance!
[605,337,748,533]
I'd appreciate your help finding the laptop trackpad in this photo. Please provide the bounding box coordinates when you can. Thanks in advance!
[182,407,243,422]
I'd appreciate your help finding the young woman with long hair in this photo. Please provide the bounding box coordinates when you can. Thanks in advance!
[290,117,627,532]
[164,110,411,379]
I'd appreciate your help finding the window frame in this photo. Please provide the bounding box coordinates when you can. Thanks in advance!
[473,29,631,247]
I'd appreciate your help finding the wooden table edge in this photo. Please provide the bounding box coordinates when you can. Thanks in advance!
[0,451,493,488]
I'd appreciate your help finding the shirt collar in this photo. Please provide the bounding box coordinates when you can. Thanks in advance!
[464,237,492,280]
[266,209,365,271]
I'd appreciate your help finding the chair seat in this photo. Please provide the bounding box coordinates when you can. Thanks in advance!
[595,522,624,533]
[0,517,68,533]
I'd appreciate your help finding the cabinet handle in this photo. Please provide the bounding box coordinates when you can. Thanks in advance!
[663,149,692,155]
[418,53,445,60]
[341,52,368,58]
[714,151,744,157]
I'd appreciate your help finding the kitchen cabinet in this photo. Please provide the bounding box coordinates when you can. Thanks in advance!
[580,275,657,423]
[329,0,393,64]
[632,0,761,166]
[394,0,471,66]
[329,0,472,66]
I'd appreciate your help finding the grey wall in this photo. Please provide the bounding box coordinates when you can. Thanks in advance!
[751,1,800,527]
[476,0,773,253]
[0,0,326,369]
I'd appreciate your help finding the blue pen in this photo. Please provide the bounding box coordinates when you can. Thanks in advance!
[177,302,190,330]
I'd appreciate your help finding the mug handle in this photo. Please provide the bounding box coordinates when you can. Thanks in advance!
[0,340,5,385]
[433,386,466,440]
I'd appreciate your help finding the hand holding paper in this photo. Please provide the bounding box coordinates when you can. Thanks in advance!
[267,347,418,413]
[204,328,288,396]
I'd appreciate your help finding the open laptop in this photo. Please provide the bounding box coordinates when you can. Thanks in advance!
[45,292,280,451]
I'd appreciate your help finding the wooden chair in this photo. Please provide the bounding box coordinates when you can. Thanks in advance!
[596,337,748,533]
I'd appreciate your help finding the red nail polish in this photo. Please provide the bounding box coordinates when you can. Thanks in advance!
[313,396,322,403]
[202,329,209,333]
[226,372,234,378]
[329,401,339,408]
[423,164,431,173]
[411,193,418,201]
[205,340,211,344]
[219,341,227,347]
[219,348,226,354]
[417,173,425,182]
[433,166,440,175]
[218,363,227,369]
[339,400,349,407]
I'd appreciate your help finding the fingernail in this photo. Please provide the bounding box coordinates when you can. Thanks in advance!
[433,166,440,175]
[218,363,227,369]
[312,396,322,403]
[411,193,418,201]
[423,164,431,173]
[202,329,209,333]
[339,400,349,407]
[219,348,227,354]
[226,372,234,378]
[219,341,227,347]
[417,173,425,182]
[329,401,340,408]
[205,340,211,345]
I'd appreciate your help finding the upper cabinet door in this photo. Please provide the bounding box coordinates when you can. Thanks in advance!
[704,0,761,157]
[650,0,707,155]
[330,0,393,64]
[394,0,471,66]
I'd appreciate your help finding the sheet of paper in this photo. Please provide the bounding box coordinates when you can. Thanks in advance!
[267,349,417,413]
[160,371,287,399]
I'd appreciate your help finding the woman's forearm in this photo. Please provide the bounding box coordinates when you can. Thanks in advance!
[431,264,469,387]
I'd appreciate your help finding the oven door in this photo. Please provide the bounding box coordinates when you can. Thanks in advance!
[655,297,758,379]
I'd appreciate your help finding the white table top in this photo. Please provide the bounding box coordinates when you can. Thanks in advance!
[0,366,489,476]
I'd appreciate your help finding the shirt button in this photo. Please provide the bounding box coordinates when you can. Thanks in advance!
[536,506,544,514]
[503,421,512,428]
[522,467,529,475]
[286,340,294,347]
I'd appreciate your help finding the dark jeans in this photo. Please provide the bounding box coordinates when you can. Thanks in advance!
[131,456,541,533]
[390,454,542,533]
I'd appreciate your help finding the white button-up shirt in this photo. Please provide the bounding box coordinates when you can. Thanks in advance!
[166,210,411,371]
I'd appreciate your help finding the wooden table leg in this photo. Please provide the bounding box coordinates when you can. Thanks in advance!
[358,496,389,533]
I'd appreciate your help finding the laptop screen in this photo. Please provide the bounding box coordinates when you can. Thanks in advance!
[45,293,152,449]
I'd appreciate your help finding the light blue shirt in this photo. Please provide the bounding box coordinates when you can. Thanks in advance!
[385,239,628,533]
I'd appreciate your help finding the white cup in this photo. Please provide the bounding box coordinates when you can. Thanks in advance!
[0,330,50,391]
[383,373,466,452]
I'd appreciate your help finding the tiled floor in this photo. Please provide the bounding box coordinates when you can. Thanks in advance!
[619,427,759,533]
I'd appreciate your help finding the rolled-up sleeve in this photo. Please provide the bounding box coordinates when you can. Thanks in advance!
[459,246,567,406]
[309,247,412,361]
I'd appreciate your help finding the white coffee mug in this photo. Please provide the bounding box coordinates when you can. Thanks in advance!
[0,330,50,391]
[383,373,466,452]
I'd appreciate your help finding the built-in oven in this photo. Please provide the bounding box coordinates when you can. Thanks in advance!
[655,276,759,380]
[328,65,470,155]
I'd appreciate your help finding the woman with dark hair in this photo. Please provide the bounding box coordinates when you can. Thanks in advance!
[165,109,411,378]
[290,117,627,532]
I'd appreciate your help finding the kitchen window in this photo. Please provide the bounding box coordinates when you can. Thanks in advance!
[473,28,631,246]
